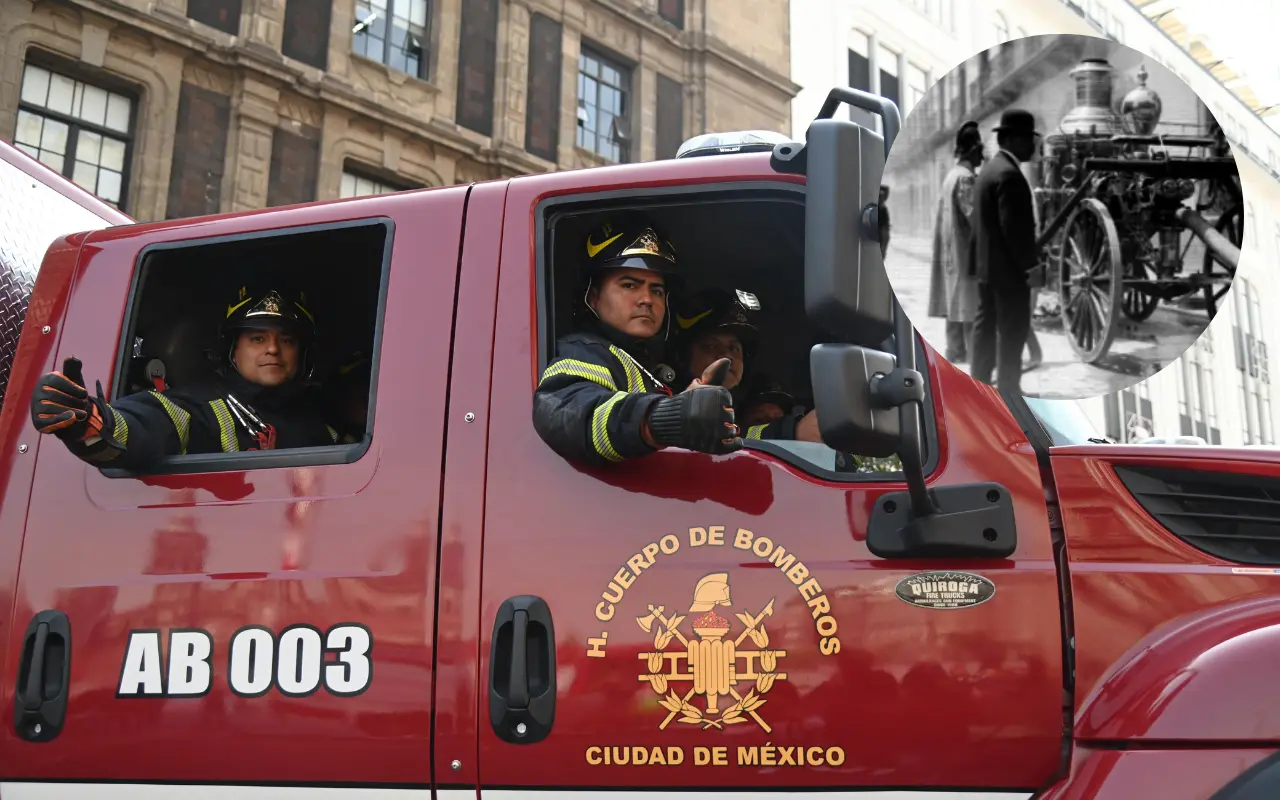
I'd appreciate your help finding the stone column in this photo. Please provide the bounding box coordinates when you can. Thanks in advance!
[498,1,532,150]
[227,76,280,212]
[242,0,287,58]
[556,22,584,168]
[638,64,656,162]
[432,0,462,121]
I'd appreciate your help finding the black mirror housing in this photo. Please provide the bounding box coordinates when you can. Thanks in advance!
[801,119,894,348]
[810,343,902,458]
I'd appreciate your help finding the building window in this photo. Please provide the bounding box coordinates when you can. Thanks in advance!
[905,63,928,114]
[188,0,242,35]
[525,13,563,162]
[657,0,683,28]
[847,30,875,130]
[576,47,631,163]
[353,0,429,80]
[282,0,333,70]
[14,62,134,210]
[340,169,406,198]
[877,44,900,114]
[1234,277,1272,445]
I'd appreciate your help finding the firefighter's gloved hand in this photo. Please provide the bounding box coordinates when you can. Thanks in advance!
[647,385,741,455]
[29,357,123,449]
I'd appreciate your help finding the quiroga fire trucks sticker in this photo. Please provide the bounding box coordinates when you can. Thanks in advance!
[116,623,373,698]
[583,525,847,769]
[894,571,996,610]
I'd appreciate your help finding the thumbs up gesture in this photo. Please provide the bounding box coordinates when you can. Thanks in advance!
[29,357,120,448]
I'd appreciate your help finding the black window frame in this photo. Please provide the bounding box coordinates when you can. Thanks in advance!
[352,0,433,81]
[14,53,139,214]
[100,217,395,478]
[576,44,633,164]
[532,181,941,484]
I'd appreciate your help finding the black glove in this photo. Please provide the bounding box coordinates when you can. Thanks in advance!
[29,357,124,450]
[647,385,741,455]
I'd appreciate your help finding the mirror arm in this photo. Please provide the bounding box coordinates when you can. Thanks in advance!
[885,297,937,519]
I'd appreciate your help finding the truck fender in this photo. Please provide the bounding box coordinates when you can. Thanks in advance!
[1077,594,1280,742]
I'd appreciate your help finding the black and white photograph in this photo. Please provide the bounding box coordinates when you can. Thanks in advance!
[882,33,1244,399]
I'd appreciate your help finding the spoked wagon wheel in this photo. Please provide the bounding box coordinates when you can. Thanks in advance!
[1058,198,1124,363]
[1122,260,1160,321]
[1202,203,1242,316]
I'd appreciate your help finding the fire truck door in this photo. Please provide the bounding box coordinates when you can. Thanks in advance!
[462,179,1064,797]
[1,186,469,793]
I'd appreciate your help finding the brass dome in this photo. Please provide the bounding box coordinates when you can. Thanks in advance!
[1121,64,1163,135]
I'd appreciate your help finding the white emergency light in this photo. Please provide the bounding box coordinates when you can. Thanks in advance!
[675,130,795,159]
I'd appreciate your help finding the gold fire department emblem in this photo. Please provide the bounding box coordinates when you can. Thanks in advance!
[636,573,786,734]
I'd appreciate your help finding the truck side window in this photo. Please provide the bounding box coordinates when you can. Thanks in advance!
[537,188,935,481]
[106,218,391,475]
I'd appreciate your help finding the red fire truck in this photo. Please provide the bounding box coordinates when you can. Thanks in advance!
[1,88,1278,799]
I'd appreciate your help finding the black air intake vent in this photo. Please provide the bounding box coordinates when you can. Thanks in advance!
[1114,465,1280,565]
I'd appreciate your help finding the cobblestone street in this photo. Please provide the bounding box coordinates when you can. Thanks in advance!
[887,233,1213,399]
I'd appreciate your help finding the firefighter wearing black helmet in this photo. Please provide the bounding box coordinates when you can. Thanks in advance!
[673,288,821,443]
[29,285,339,469]
[532,214,741,466]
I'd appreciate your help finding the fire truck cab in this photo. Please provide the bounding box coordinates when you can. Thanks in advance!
[2,88,1280,799]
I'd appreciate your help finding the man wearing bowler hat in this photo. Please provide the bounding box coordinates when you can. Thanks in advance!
[970,108,1045,395]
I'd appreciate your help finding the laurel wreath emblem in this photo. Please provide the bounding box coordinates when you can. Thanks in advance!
[642,613,779,730]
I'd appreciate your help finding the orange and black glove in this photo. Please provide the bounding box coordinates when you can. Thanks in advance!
[29,357,124,450]
[647,359,742,455]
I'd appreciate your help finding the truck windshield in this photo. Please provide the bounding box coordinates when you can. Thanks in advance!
[1024,396,1109,447]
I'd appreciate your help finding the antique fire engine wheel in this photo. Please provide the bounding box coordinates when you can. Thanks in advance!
[1122,259,1161,322]
[1058,198,1124,363]
[1201,203,1242,316]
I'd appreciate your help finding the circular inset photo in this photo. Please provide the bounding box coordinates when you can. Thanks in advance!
[881,34,1244,399]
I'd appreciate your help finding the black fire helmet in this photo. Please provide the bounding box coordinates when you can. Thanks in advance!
[674,287,761,357]
[220,285,317,376]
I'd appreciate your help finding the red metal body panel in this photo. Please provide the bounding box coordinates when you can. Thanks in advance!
[1036,745,1274,799]
[1052,448,1280,742]
[469,152,1065,790]
[0,187,468,783]
[432,179,509,788]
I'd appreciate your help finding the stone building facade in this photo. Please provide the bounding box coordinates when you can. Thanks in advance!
[1,0,798,222]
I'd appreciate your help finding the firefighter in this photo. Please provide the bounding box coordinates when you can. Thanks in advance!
[532,214,740,467]
[739,373,796,429]
[325,350,372,444]
[672,288,821,443]
[29,285,339,469]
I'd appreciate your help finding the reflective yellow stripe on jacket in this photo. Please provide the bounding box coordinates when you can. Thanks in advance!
[208,399,239,453]
[149,391,191,455]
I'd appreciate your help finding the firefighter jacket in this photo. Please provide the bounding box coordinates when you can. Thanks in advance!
[533,329,674,467]
[67,372,338,469]
[743,412,801,443]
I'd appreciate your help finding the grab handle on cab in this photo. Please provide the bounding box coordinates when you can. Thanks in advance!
[489,595,556,744]
[14,609,72,743]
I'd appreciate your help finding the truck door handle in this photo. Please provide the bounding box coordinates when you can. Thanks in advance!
[14,610,72,743]
[489,595,555,744]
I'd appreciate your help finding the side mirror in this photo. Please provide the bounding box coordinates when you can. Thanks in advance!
[772,87,898,348]
[809,344,902,458]
[799,118,892,346]
[775,86,1017,562]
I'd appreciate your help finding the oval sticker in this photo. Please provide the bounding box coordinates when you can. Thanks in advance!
[894,572,995,610]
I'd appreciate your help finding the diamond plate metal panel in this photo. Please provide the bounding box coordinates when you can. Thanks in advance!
[0,156,119,407]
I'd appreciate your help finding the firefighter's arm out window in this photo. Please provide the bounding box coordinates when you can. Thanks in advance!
[100,218,392,477]
[536,186,936,481]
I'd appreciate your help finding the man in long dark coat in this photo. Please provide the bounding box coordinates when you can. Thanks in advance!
[970,108,1044,395]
